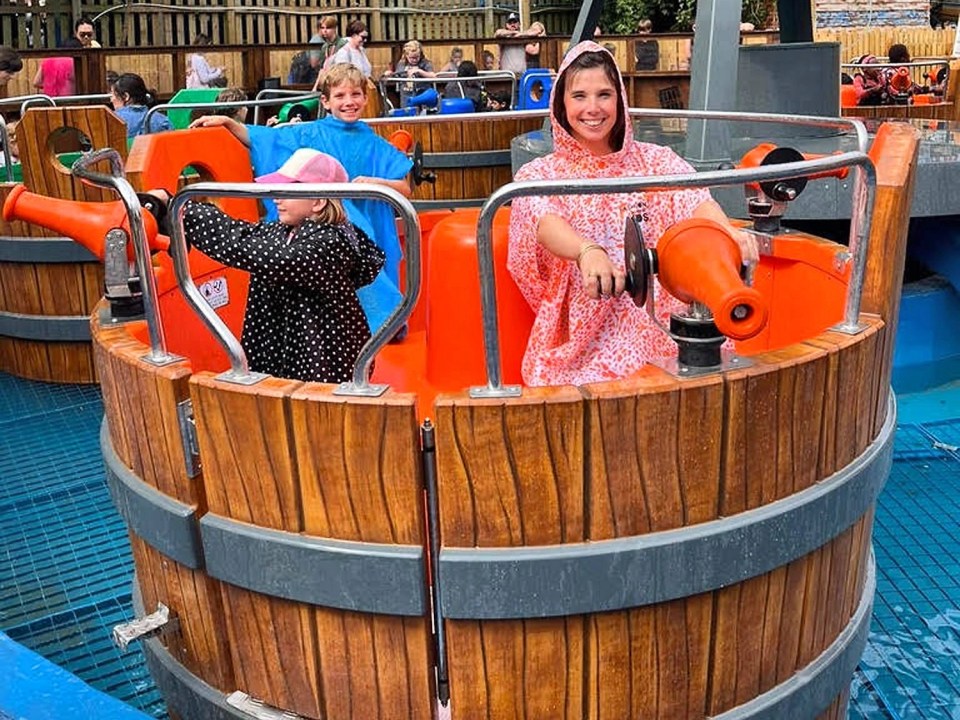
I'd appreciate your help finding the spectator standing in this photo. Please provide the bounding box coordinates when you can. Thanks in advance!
[495,12,541,76]
[33,56,75,97]
[187,34,226,88]
[524,21,546,69]
[61,18,99,48]
[330,20,372,78]
[311,16,348,66]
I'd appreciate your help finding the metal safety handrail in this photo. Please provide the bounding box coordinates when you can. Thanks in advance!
[252,88,326,125]
[20,93,113,114]
[144,91,322,133]
[472,150,877,396]
[71,148,175,366]
[167,183,420,391]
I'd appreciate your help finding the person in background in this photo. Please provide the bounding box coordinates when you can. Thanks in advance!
[888,43,911,64]
[190,63,412,334]
[311,16,347,65]
[852,54,887,106]
[481,49,496,71]
[110,72,173,137]
[142,150,384,383]
[495,12,540,76]
[0,47,23,87]
[507,41,756,387]
[440,47,463,74]
[61,18,99,48]
[189,87,249,124]
[33,56,75,97]
[524,21,546,70]
[383,40,436,106]
[0,120,19,166]
[328,20,372,78]
[443,60,483,111]
[187,33,226,88]
[637,18,653,34]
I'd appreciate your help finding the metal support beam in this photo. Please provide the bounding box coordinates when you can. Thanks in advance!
[686,0,743,164]
[570,0,604,47]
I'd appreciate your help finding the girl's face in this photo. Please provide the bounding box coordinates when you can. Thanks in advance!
[276,197,326,226]
[110,89,126,109]
[562,66,619,156]
[404,47,421,64]
[0,69,17,87]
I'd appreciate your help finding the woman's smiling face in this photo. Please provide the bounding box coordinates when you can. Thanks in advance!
[562,66,619,156]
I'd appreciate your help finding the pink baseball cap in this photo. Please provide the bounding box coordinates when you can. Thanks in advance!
[255,148,349,184]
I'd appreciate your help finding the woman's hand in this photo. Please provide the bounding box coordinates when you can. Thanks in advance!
[731,228,759,266]
[578,243,625,300]
[189,115,230,129]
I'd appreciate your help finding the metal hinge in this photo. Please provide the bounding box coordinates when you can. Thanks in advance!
[226,691,305,719]
[112,603,176,651]
[176,398,201,478]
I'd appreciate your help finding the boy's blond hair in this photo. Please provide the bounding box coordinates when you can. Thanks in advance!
[312,197,348,225]
[321,63,367,98]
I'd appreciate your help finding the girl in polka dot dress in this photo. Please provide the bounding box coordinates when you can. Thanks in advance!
[147,149,384,383]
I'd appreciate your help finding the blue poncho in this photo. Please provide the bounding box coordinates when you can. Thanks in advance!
[247,117,413,333]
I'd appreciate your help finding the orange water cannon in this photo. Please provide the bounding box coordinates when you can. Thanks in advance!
[887,66,913,103]
[387,129,436,187]
[737,144,850,233]
[624,216,767,370]
[3,183,168,320]
[3,184,168,260]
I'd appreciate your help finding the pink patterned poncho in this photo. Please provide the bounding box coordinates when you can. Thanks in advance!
[507,41,710,387]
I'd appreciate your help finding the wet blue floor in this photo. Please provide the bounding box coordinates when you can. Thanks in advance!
[1,370,958,719]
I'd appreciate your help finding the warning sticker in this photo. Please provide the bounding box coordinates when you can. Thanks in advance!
[199,277,229,310]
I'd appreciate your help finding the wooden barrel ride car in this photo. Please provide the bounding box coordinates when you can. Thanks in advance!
[3,122,918,720]
[0,106,127,383]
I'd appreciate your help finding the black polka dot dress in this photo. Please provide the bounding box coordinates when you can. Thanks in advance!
[183,201,385,383]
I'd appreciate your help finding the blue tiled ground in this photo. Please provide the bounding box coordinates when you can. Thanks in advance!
[1,369,959,719]
[0,373,166,718]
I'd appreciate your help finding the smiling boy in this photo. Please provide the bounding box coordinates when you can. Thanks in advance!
[191,63,412,331]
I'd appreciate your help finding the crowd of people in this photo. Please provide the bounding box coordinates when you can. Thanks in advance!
[3,17,765,389]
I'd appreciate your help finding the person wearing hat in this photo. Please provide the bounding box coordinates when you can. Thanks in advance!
[495,11,540,76]
[852,54,887,106]
[143,149,385,383]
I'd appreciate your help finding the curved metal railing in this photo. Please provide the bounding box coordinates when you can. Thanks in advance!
[470,110,876,397]
[378,70,517,115]
[144,91,322,133]
[19,93,114,114]
[167,183,420,391]
[71,149,177,366]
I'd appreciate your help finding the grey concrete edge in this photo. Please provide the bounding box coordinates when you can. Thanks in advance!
[710,550,876,720]
[439,391,895,620]
[100,419,203,569]
[0,310,91,341]
[424,149,511,169]
[200,513,427,616]
[0,236,99,263]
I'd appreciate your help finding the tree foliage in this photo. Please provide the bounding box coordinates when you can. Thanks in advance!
[598,0,771,35]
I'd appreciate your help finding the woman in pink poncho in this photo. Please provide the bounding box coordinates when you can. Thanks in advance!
[507,41,756,387]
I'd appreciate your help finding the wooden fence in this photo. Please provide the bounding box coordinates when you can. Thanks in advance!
[816,26,956,61]
[0,0,582,49]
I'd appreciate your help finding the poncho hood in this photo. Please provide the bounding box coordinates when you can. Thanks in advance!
[549,40,634,162]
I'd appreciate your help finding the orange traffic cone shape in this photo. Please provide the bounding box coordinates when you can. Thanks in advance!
[656,218,768,341]
[3,184,167,262]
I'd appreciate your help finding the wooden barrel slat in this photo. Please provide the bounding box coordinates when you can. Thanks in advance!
[437,387,585,720]
[190,374,322,717]
[93,318,236,688]
[290,388,434,719]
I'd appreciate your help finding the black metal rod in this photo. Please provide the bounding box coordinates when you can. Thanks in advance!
[420,418,449,706]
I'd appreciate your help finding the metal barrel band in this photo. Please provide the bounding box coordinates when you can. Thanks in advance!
[0,311,91,342]
[438,391,894,620]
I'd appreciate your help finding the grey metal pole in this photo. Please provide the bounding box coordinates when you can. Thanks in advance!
[686,0,743,164]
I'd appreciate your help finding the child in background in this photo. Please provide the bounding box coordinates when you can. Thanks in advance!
[111,72,173,137]
[1,120,19,167]
[190,63,412,335]
[144,150,383,383]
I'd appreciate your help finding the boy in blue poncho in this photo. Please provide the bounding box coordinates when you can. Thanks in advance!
[191,64,413,334]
